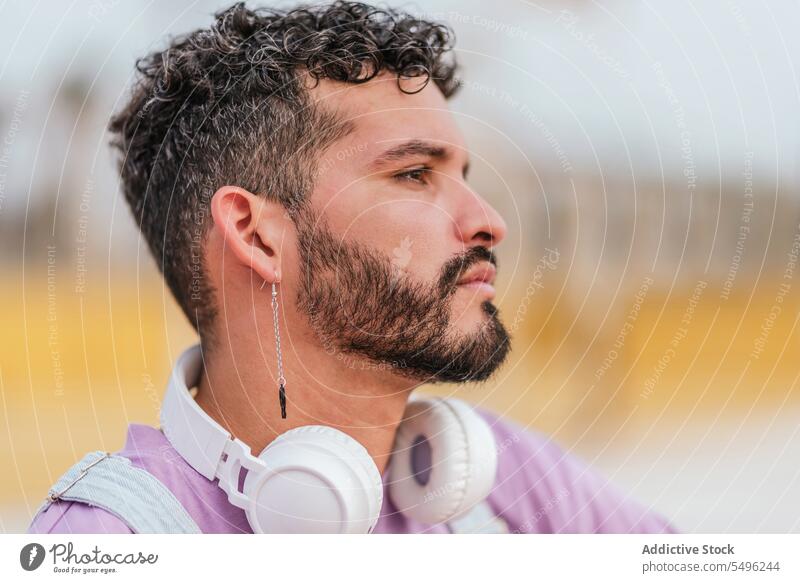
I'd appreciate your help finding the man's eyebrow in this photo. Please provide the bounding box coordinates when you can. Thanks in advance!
[370,139,447,166]
[369,139,471,177]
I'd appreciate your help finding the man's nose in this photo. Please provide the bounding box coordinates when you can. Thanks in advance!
[453,186,507,248]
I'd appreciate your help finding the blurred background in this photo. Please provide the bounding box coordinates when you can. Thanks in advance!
[1,0,799,533]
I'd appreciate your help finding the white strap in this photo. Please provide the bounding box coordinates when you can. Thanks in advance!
[33,451,202,534]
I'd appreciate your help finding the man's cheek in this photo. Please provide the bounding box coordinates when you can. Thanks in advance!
[404,250,450,284]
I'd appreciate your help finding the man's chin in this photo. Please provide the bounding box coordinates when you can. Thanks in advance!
[449,299,499,331]
[427,305,510,383]
[343,302,510,384]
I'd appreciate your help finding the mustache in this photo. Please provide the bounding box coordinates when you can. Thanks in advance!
[437,246,497,295]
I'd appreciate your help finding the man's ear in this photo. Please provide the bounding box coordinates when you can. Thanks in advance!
[210,185,285,283]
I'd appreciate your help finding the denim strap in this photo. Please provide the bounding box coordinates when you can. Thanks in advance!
[32,450,201,534]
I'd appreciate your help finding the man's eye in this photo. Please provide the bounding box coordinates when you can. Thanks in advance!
[393,167,431,184]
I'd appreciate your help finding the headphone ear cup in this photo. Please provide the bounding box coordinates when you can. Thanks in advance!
[387,397,497,525]
[241,425,383,533]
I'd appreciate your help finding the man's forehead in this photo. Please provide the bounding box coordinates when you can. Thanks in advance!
[307,69,440,111]
[308,72,467,157]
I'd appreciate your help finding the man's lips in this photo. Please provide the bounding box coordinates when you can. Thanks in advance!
[456,262,497,299]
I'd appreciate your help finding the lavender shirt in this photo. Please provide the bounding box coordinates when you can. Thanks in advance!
[27,408,677,534]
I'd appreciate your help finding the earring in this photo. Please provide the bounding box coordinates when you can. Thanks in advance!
[270,281,287,419]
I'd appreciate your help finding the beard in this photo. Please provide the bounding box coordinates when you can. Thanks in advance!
[293,210,510,383]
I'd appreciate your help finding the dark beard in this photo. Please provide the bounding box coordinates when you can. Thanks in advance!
[293,210,510,382]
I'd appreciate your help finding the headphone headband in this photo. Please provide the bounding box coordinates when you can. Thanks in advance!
[160,345,231,480]
[159,344,498,533]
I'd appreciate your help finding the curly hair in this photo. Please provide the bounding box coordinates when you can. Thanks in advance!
[109,1,460,343]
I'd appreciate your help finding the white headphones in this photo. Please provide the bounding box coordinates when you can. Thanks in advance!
[160,345,498,533]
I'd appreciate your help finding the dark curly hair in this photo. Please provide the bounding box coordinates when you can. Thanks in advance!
[109,0,460,343]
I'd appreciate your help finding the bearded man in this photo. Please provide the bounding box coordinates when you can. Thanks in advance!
[28,1,674,535]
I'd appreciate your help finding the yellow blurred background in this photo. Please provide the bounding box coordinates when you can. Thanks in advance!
[1,0,799,533]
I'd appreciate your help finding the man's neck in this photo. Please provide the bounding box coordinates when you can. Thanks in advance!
[193,328,415,475]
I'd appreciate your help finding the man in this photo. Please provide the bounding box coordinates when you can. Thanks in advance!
[28,1,675,534]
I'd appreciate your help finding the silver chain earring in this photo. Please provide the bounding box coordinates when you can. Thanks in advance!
[262,279,287,418]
